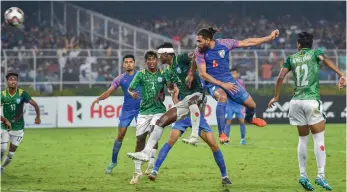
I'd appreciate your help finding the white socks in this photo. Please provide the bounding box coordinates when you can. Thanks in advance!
[134,160,142,173]
[312,131,326,177]
[298,135,308,177]
[3,151,14,167]
[142,125,163,155]
[189,104,200,138]
[298,131,326,178]
[149,149,157,167]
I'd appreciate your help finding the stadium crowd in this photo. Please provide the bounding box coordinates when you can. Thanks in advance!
[1,7,345,93]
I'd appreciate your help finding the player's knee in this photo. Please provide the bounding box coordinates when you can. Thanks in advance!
[167,137,178,146]
[117,132,126,141]
[215,91,227,102]
[156,117,167,127]
[210,144,219,153]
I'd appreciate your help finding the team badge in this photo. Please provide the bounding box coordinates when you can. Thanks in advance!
[176,67,182,74]
[158,77,163,82]
[16,98,21,104]
[218,50,225,58]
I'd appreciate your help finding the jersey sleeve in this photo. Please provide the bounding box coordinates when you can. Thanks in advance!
[129,72,142,90]
[194,48,206,66]
[282,56,292,71]
[22,91,32,103]
[314,49,325,62]
[111,74,124,89]
[177,53,190,65]
[218,39,239,50]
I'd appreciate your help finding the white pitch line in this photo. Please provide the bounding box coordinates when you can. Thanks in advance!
[8,190,47,192]
[196,142,346,154]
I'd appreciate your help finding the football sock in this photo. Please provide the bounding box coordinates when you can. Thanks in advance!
[245,107,255,122]
[142,125,163,155]
[112,140,122,164]
[189,104,200,137]
[225,124,231,137]
[213,149,227,177]
[153,143,172,172]
[312,131,326,178]
[216,102,227,135]
[240,124,246,139]
[298,135,309,177]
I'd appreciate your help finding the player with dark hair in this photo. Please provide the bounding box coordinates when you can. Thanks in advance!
[194,27,279,143]
[1,72,41,173]
[91,54,143,175]
[126,50,165,184]
[268,32,345,191]
[127,43,232,186]
[225,68,247,145]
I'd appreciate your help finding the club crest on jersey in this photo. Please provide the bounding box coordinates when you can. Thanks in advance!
[16,98,21,104]
[158,77,163,82]
[176,67,182,74]
[218,50,225,58]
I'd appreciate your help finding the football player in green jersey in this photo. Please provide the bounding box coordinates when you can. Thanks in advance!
[126,50,167,184]
[268,32,345,191]
[127,43,232,185]
[1,72,41,173]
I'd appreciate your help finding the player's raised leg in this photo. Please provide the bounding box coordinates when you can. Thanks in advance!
[310,120,332,191]
[199,123,232,186]
[145,114,162,174]
[182,94,206,146]
[208,87,229,144]
[182,104,200,146]
[127,108,177,161]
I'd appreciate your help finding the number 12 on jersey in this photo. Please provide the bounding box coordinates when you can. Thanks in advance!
[295,64,309,87]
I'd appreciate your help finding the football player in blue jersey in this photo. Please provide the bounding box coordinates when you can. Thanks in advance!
[92,54,144,175]
[194,27,279,143]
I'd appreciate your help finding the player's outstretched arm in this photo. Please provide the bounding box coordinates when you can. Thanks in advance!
[319,54,346,88]
[29,99,41,124]
[237,29,279,48]
[92,86,116,107]
[268,68,289,108]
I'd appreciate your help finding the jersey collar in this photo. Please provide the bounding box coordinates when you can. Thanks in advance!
[7,88,18,97]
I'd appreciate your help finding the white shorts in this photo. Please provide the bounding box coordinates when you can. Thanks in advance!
[1,129,24,146]
[136,114,163,136]
[289,100,326,126]
[173,92,206,121]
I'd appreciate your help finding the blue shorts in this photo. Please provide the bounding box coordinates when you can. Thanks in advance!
[206,77,249,105]
[118,109,139,128]
[171,115,212,136]
[226,99,245,120]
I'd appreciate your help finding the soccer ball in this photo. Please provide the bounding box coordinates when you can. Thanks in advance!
[4,7,24,27]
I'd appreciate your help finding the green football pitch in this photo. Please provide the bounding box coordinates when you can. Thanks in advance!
[1,124,345,192]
